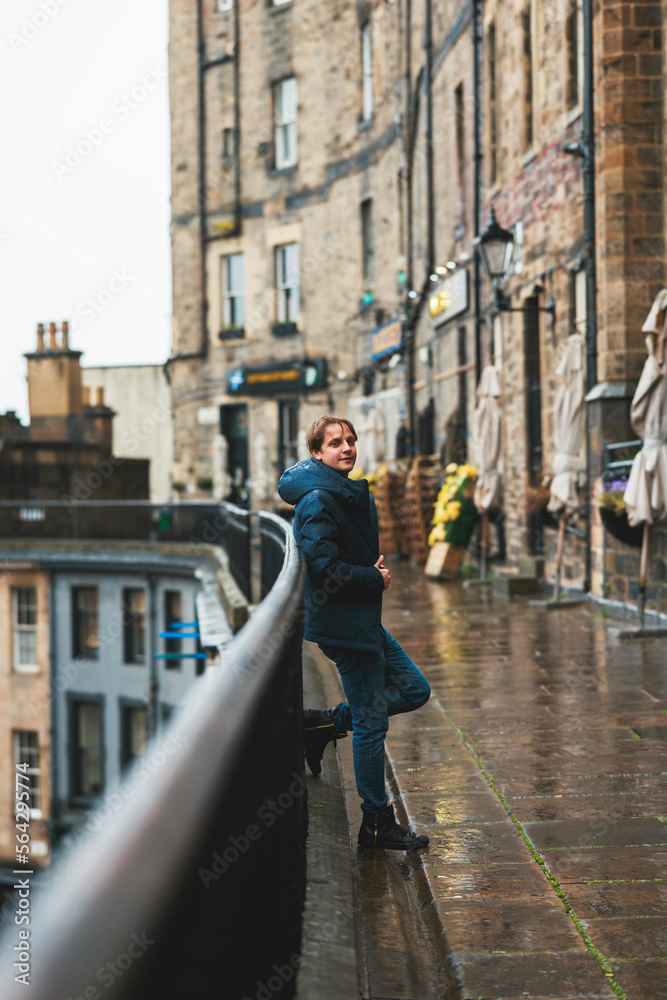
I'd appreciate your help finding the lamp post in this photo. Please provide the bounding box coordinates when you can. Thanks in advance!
[475,207,556,327]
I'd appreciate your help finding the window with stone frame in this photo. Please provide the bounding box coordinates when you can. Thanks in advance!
[522,3,535,151]
[275,243,300,323]
[12,586,38,671]
[488,20,498,186]
[72,586,99,660]
[361,21,374,122]
[361,198,374,284]
[273,77,298,169]
[13,730,41,818]
[122,588,146,664]
[120,700,148,771]
[221,253,245,330]
[70,698,104,799]
[566,0,584,112]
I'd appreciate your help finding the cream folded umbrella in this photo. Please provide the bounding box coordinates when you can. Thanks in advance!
[547,334,586,600]
[548,333,586,516]
[623,289,667,627]
[471,365,501,577]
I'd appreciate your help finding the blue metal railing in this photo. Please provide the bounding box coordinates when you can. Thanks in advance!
[0,507,306,999]
[602,439,642,477]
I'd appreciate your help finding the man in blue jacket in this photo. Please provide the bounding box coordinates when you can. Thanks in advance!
[278,414,431,850]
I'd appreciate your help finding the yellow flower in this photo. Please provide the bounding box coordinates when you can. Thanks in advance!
[348,467,364,480]
[446,463,458,473]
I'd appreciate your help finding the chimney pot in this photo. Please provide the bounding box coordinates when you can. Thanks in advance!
[61,320,69,349]
[48,322,57,349]
[36,323,44,351]
[96,386,104,406]
[82,386,91,406]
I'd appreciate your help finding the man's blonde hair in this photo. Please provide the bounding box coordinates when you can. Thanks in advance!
[306,415,358,454]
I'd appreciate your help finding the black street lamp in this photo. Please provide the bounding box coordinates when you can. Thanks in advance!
[475,206,556,323]
[475,206,514,288]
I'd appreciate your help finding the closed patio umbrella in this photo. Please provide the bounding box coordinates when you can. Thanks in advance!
[472,365,501,579]
[623,290,667,629]
[547,334,586,600]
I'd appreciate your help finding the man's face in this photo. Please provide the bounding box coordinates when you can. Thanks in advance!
[312,423,357,477]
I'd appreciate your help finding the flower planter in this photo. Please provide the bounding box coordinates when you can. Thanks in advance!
[599,505,643,548]
[425,542,465,580]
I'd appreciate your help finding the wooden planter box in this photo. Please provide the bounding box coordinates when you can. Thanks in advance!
[425,542,465,580]
[599,505,643,548]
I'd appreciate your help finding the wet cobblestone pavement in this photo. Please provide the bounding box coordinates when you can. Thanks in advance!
[376,561,667,1000]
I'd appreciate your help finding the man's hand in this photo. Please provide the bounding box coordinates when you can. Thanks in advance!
[374,554,391,590]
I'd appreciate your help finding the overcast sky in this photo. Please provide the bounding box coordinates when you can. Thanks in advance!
[0,0,171,423]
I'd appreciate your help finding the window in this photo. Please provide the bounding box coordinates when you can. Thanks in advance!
[12,587,37,671]
[13,731,41,818]
[70,698,103,799]
[72,587,99,660]
[361,199,374,284]
[120,701,147,771]
[522,4,534,150]
[455,83,466,225]
[222,127,234,163]
[361,22,373,122]
[566,1,584,111]
[216,0,233,12]
[221,253,245,330]
[279,401,299,472]
[488,21,498,186]
[163,591,182,669]
[275,243,300,323]
[122,589,146,664]
[273,77,298,169]
[273,0,292,5]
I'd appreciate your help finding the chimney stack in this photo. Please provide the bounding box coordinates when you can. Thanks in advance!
[96,386,104,406]
[61,320,69,349]
[36,323,44,351]
[82,386,91,406]
[48,322,57,349]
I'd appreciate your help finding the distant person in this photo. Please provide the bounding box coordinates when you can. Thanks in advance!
[278,415,430,850]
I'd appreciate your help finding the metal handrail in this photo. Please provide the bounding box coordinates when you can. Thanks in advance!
[603,439,642,474]
[0,515,305,999]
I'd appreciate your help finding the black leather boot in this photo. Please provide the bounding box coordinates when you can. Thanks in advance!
[303,708,348,776]
[358,803,429,851]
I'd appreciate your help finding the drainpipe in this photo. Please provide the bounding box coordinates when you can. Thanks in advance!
[582,0,597,593]
[472,0,483,386]
[48,573,60,838]
[233,0,242,233]
[425,0,435,275]
[147,574,159,739]
[405,0,415,453]
[197,0,209,359]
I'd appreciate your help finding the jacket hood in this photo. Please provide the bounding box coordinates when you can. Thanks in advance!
[278,457,369,507]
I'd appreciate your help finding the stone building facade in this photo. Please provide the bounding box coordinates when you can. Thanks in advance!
[168,0,667,612]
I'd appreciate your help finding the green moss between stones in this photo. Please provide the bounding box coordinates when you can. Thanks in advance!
[430,695,629,1000]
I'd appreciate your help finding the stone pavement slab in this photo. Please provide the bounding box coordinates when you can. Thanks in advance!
[379,561,667,1000]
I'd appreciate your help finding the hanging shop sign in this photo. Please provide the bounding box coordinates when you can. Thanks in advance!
[429,268,469,327]
[227,357,328,395]
[370,316,404,361]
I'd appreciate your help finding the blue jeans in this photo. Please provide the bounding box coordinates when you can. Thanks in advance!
[318,626,431,812]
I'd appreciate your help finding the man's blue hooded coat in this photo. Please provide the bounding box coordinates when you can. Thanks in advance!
[278,457,384,651]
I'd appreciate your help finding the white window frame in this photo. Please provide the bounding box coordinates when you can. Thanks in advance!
[12,587,38,672]
[361,22,374,122]
[275,243,301,323]
[222,253,245,328]
[274,77,298,169]
[272,0,292,6]
[13,730,42,819]
[216,0,233,12]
